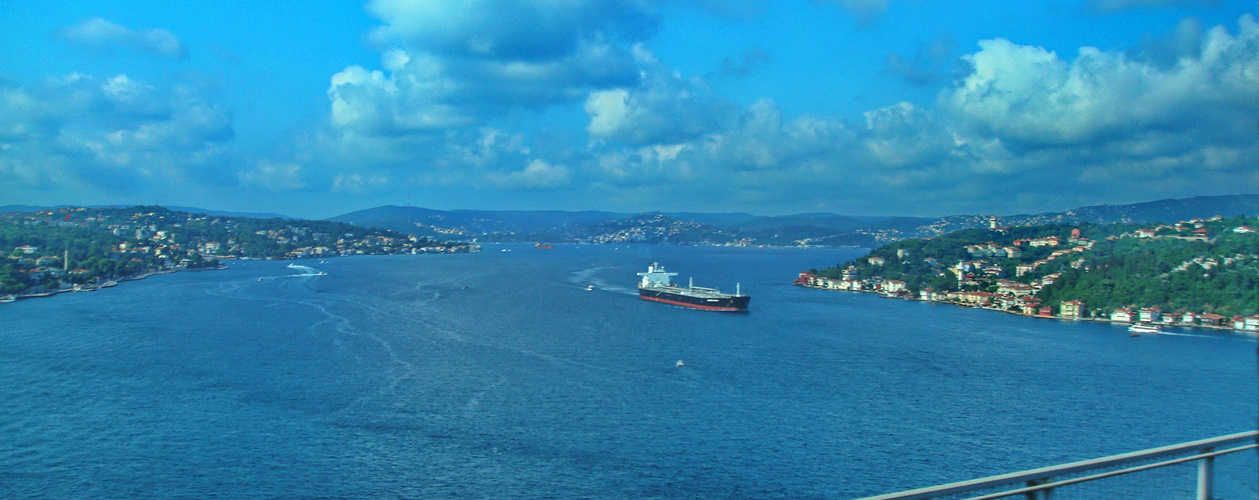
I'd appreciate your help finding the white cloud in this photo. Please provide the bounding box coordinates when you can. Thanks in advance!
[943,15,1258,150]
[331,173,390,194]
[240,161,306,191]
[569,15,1258,215]
[56,18,187,59]
[583,46,737,145]
[304,3,1257,215]
[312,0,659,196]
[484,159,571,189]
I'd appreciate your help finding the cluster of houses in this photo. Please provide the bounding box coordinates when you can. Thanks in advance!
[793,216,1259,333]
[794,271,1259,333]
[1119,215,1236,242]
[1109,307,1259,332]
[3,208,480,297]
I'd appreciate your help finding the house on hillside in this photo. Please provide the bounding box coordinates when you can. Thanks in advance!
[1111,308,1135,323]
[1199,313,1227,327]
[1060,300,1085,319]
[1018,297,1043,316]
[1139,307,1162,323]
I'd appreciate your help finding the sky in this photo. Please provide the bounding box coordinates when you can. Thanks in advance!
[1,1,1256,219]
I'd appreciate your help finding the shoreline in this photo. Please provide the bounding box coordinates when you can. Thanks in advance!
[1,267,197,304]
[797,283,1259,338]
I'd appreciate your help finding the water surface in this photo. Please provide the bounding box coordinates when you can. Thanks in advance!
[2,245,1255,498]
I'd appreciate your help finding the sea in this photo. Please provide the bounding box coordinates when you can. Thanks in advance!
[1,244,1255,499]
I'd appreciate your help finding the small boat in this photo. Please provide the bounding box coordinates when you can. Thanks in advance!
[675,360,684,368]
[534,243,555,249]
[587,285,594,291]
[1128,323,1161,334]
[0,295,16,303]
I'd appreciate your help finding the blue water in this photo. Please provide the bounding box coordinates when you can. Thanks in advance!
[1,245,1255,498]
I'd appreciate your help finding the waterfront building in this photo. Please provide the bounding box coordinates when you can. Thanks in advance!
[1060,300,1085,319]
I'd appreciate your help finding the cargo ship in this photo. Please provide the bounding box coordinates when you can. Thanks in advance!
[637,262,750,312]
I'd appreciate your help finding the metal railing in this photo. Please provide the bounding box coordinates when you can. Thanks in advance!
[859,430,1259,500]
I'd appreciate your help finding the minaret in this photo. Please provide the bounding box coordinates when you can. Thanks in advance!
[64,249,69,273]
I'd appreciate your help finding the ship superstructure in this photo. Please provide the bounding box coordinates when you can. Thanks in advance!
[637,262,750,312]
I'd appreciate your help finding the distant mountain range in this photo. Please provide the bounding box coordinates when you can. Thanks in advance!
[0,204,291,220]
[6,194,1254,247]
[328,194,1259,246]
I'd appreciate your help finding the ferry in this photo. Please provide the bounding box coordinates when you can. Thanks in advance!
[1128,323,1162,334]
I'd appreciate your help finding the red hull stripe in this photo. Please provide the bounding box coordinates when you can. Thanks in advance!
[640,295,744,311]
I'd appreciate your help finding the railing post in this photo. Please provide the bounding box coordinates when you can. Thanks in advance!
[1024,479,1052,500]
[1196,448,1214,500]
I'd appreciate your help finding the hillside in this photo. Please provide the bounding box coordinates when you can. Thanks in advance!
[802,215,1259,318]
[330,194,1259,247]
[1,206,473,296]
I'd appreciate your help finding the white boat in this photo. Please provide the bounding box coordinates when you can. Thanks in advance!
[676,360,684,368]
[0,295,16,303]
[1128,323,1161,334]
[587,285,594,291]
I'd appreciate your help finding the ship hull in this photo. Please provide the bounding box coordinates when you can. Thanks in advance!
[639,288,750,312]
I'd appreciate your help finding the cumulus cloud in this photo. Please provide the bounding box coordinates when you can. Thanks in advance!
[0,74,234,196]
[942,15,1258,149]
[314,0,661,195]
[309,2,1256,215]
[584,46,739,145]
[323,0,654,141]
[572,15,1258,214]
[56,18,187,59]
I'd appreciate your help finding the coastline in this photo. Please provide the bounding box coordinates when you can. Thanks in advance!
[796,283,1259,338]
[1,267,195,304]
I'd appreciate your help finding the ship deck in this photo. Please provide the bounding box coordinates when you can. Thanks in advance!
[641,285,743,299]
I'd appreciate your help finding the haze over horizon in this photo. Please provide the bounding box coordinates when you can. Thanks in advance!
[2,1,1256,220]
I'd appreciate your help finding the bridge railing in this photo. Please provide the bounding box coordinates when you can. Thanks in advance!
[858,430,1258,500]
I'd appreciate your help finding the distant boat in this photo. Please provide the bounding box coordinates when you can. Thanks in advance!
[0,295,16,303]
[676,360,684,368]
[534,243,555,249]
[1128,323,1161,334]
[587,285,594,291]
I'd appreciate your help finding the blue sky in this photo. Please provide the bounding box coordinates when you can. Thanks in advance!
[1,0,1255,219]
